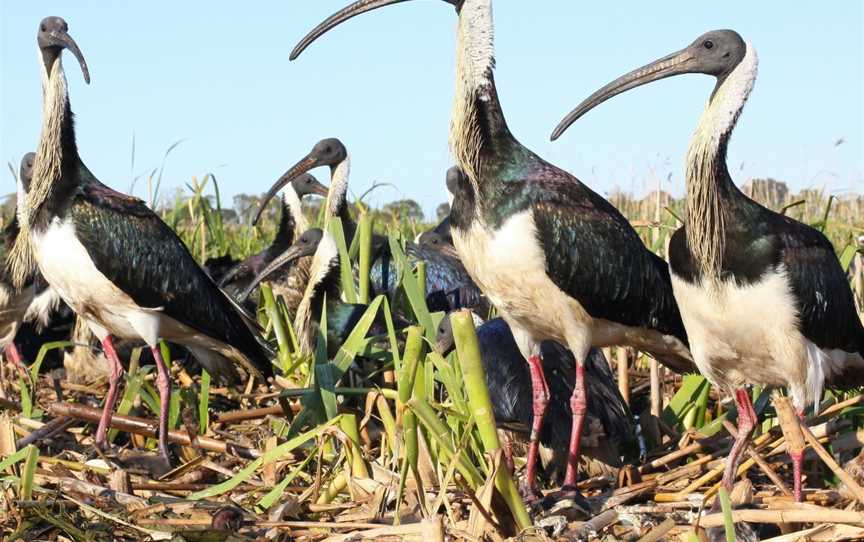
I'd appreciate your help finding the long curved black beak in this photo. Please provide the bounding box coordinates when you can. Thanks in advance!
[237,244,312,303]
[291,0,462,60]
[550,49,695,141]
[54,31,90,84]
[307,178,330,198]
[251,154,321,226]
[217,259,252,288]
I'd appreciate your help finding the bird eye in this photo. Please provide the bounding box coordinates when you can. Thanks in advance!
[40,24,47,32]
[703,40,714,49]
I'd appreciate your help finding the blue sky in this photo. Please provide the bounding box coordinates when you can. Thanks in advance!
[2,2,861,217]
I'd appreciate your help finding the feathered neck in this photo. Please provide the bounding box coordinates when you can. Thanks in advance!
[449,0,514,197]
[31,53,80,224]
[684,43,757,281]
[325,156,356,243]
[9,52,79,288]
[293,233,341,356]
[280,184,305,245]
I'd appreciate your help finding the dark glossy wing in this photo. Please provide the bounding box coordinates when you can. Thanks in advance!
[531,182,688,345]
[771,216,864,356]
[370,241,486,313]
[71,182,272,376]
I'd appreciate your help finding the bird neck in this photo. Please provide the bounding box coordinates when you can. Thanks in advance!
[450,0,515,196]
[280,187,305,244]
[684,43,757,280]
[326,157,356,243]
[294,237,341,356]
[30,55,81,226]
[268,198,305,255]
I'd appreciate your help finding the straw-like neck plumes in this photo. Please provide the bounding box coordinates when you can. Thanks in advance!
[327,156,350,218]
[32,51,79,222]
[450,0,510,194]
[293,232,340,356]
[282,185,307,243]
[8,51,79,288]
[684,43,757,281]
[325,156,356,242]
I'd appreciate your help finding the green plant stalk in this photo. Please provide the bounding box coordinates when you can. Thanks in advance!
[451,310,531,530]
[318,471,349,504]
[20,445,39,500]
[416,261,427,299]
[261,284,290,372]
[109,368,146,443]
[718,487,735,542]
[694,377,710,429]
[358,212,372,304]
[663,374,708,429]
[395,327,427,522]
[376,395,398,457]
[256,451,316,511]
[397,327,424,466]
[407,398,483,487]
[29,341,74,381]
[198,370,210,435]
[381,298,402,370]
[328,218,358,303]
[340,413,370,478]
[19,376,32,419]
[0,447,28,473]
[387,235,434,340]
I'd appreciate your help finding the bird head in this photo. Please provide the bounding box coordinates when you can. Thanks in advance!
[434,313,456,356]
[291,0,465,60]
[19,153,36,193]
[37,16,90,84]
[551,29,746,141]
[252,139,346,226]
[238,229,326,302]
[292,173,330,199]
[418,230,444,248]
[445,166,469,196]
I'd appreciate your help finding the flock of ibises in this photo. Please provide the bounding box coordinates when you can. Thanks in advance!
[3,0,863,524]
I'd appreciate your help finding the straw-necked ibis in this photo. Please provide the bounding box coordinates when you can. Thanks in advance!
[17,17,273,462]
[552,29,864,502]
[290,1,696,506]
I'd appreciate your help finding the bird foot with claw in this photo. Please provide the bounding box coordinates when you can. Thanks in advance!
[518,478,544,504]
[535,486,591,518]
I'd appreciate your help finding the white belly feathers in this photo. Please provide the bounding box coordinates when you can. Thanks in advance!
[32,217,160,343]
[452,211,590,354]
[671,267,832,410]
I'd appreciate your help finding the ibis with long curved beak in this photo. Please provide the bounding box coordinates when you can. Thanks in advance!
[15,17,273,463]
[291,0,694,508]
[552,29,864,502]
[253,138,359,246]
[215,173,328,313]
